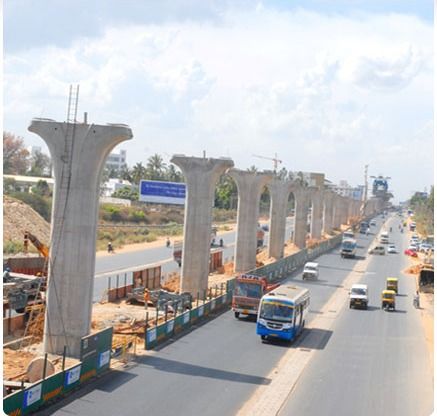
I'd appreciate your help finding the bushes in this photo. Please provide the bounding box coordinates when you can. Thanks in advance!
[3,240,24,254]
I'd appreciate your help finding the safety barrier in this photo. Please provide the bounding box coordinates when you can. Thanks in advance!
[3,327,113,416]
[145,292,231,350]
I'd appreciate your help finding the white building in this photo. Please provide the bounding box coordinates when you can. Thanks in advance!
[101,178,133,197]
[105,149,127,172]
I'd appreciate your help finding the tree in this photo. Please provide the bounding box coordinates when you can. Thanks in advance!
[3,178,19,194]
[247,165,258,173]
[28,150,51,177]
[214,175,237,209]
[146,154,166,180]
[166,164,183,182]
[131,162,147,185]
[112,186,139,201]
[31,180,51,197]
[3,132,30,174]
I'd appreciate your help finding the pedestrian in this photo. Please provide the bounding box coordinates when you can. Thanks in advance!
[219,238,224,247]
[107,241,114,254]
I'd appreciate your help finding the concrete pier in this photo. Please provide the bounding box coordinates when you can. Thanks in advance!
[228,169,273,272]
[322,191,334,235]
[29,118,132,358]
[309,189,323,239]
[291,185,308,249]
[171,156,234,296]
[267,179,293,259]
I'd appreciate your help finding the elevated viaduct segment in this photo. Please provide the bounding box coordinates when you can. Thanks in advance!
[28,118,132,358]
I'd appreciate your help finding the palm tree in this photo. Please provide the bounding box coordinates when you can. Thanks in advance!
[131,162,147,185]
[247,165,258,173]
[146,154,166,180]
[166,164,183,182]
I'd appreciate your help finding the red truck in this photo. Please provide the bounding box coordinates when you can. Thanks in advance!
[232,274,280,319]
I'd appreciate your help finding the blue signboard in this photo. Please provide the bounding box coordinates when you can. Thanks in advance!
[139,180,186,205]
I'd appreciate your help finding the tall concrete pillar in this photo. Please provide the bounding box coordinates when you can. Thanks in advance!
[267,179,292,259]
[171,156,234,296]
[333,196,342,229]
[28,118,132,358]
[309,189,323,239]
[292,187,308,249]
[322,191,334,235]
[228,169,273,272]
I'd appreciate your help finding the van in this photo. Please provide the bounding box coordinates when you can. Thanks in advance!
[343,231,355,240]
[349,284,368,309]
[302,262,319,280]
[379,231,389,244]
[368,245,385,255]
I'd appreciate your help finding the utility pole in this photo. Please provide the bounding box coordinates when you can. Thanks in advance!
[360,164,368,217]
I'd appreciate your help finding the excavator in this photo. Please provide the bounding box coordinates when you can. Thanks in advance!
[24,231,49,258]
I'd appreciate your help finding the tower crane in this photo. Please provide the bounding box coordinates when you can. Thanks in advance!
[252,153,282,172]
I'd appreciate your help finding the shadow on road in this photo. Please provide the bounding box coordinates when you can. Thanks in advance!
[296,328,333,350]
[136,356,271,385]
[319,264,359,273]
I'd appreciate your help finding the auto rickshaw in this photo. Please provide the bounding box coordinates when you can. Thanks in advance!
[381,290,396,311]
[386,277,398,294]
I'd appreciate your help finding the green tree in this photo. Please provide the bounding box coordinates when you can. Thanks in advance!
[112,186,139,201]
[166,164,183,182]
[28,150,51,177]
[146,154,166,180]
[131,162,147,185]
[3,132,30,174]
[3,178,19,194]
[31,180,51,197]
[214,174,237,209]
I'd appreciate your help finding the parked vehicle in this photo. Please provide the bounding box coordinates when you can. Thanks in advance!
[381,290,396,311]
[302,262,319,280]
[404,249,418,257]
[256,285,309,342]
[387,244,397,254]
[409,222,416,231]
[386,277,398,294]
[407,244,418,252]
[419,243,433,253]
[368,245,385,255]
[232,275,279,318]
[341,238,357,258]
[349,284,368,310]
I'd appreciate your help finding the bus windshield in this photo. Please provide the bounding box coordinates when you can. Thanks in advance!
[260,300,293,322]
[235,282,263,298]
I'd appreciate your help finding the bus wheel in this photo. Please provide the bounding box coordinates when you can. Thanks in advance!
[261,335,266,340]
[234,312,240,319]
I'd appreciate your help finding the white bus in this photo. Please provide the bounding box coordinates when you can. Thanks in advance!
[256,285,310,342]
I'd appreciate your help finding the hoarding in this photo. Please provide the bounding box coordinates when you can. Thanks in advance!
[139,180,186,205]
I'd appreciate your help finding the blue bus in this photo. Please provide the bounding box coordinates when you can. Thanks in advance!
[256,285,310,342]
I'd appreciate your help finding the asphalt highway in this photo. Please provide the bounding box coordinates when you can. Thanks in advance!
[279,214,433,416]
[35,217,417,416]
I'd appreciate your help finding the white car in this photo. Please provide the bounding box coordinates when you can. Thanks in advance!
[349,284,369,309]
[387,245,397,254]
[419,243,433,252]
[407,244,418,252]
[302,262,319,280]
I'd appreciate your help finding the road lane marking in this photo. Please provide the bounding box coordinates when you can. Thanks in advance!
[237,243,375,416]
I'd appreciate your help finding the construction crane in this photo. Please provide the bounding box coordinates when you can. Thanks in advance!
[252,153,283,172]
[24,231,49,258]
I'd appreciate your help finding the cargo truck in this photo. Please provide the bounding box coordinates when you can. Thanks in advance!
[232,274,279,319]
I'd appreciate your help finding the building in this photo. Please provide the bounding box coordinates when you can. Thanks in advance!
[105,149,127,172]
[291,172,325,188]
[101,178,133,197]
[331,180,364,201]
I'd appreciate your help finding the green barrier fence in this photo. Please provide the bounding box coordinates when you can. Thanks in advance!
[3,327,113,416]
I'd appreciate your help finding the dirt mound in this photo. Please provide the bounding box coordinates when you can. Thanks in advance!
[3,196,50,245]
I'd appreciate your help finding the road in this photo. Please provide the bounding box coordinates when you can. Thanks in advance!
[92,218,295,301]
[35,215,432,416]
[279,214,433,416]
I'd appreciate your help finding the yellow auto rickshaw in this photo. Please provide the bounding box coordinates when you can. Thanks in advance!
[381,290,396,311]
[386,277,398,294]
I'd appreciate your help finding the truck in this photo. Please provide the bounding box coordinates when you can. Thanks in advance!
[173,240,183,267]
[341,238,357,258]
[232,274,280,319]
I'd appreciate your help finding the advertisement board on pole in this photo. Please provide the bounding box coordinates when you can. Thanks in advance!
[139,180,186,205]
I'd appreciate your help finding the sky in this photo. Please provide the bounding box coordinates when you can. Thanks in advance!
[3,0,434,202]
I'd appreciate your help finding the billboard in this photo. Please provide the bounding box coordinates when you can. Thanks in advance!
[139,180,186,205]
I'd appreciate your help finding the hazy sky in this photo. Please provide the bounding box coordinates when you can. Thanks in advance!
[3,1,433,202]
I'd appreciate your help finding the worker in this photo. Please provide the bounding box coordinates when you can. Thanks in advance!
[413,291,420,309]
[166,237,171,248]
[3,267,11,283]
[107,241,114,254]
[219,238,224,247]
